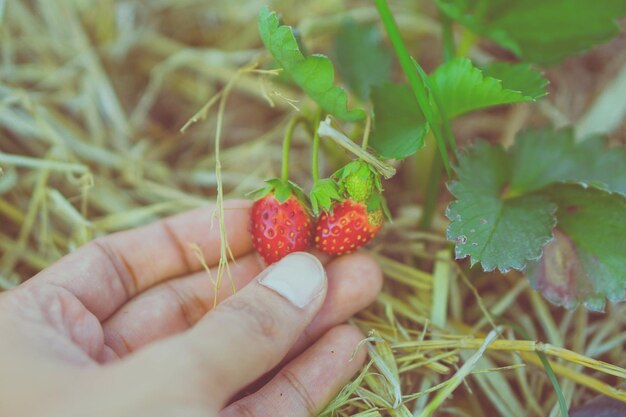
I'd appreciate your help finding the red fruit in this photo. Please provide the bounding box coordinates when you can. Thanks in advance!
[251,194,313,264]
[314,199,383,256]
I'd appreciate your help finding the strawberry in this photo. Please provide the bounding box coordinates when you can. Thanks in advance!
[250,180,313,264]
[335,161,381,203]
[314,199,383,256]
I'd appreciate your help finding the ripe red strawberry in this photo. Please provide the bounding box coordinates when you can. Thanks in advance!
[251,193,313,264]
[314,199,383,256]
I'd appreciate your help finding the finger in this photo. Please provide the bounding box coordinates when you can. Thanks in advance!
[101,253,263,359]
[125,252,328,408]
[102,252,380,360]
[27,200,252,321]
[221,325,367,417]
[232,252,382,399]
[292,252,382,354]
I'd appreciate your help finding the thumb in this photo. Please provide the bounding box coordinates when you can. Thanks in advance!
[123,252,327,409]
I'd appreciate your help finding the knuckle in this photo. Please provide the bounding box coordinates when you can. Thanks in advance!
[277,368,317,416]
[162,281,206,327]
[159,218,194,274]
[88,237,138,298]
[217,297,279,342]
[225,401,258,417]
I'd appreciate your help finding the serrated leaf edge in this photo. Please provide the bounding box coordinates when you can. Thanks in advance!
[445,194,558,273]
[258,7,365,121]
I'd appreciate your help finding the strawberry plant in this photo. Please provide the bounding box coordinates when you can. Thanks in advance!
[254,1,626,312]
[251,3,626,413]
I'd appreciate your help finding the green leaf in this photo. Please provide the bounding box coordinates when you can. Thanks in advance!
[482,62,548,100]
[258,7,365,121]
[309,179,341,215]
[572,136,626,197]
[508,128,626,196]
[369,82,428,159]
[435,0,626,65]
[447,128,626,309]
[446,142,557,272]
[431,58,547,118]
[333,19,392,101]
[528,185,626,311]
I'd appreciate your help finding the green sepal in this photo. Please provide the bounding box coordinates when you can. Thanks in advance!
[287,180,309,206]
[247,180,277,201]
[248,178,309,207]
[309,179,342,216]
[334,160,383,202]
[269,179,292,203]
[366,192,392,222]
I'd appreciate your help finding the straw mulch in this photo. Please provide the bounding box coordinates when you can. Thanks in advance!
[1,1,625,416]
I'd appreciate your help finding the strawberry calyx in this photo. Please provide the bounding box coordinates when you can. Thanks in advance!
[366,190,392,223]
[334,160,382,203]
[250,178,309,207]
[309,178,342,216]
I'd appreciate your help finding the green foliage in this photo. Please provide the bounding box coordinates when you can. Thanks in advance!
[435,0,626,65]
[374,0,452,174]
[309,178,342,215]
[527,185,626,311]
[446,143,557,272]
[369,61,546,160]
[258,7,365,121]
[333,20,392,101]
[369,83,428,159]
[482,62,548,100]
[508,129,626,196]
[431,58,547,118]
[447,129,626,309]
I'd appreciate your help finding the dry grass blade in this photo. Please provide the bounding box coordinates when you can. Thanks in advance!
[418,328,500,417]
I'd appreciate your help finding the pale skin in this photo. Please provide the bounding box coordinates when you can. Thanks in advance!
[0,200,383,417]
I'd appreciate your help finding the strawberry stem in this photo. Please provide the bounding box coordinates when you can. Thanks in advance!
[281,116,300,182]
[311,114,321,184]
[361,113,372,151]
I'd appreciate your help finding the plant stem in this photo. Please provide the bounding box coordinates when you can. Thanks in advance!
[456,24,480,57]
[419,153,443,230]
[281,116,300,182]
[419,12,457,231]
[311,114,321,184]
[361,113,372,150]
[374,0,450,175]
[441,15,456,62]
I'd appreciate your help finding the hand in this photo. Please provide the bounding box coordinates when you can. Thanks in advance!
[0,200,382,417]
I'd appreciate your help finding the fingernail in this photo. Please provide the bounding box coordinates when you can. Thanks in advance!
[259,252,325,308]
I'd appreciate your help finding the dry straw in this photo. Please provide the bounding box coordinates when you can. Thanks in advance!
[1,1,625,416]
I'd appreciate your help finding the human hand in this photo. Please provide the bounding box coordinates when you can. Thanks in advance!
[0,200,382,417]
